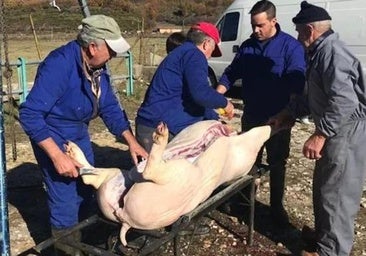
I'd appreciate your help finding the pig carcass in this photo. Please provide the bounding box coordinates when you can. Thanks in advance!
[65,120,274,246]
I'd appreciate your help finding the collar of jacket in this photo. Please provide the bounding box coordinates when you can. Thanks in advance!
[307,29,334,58]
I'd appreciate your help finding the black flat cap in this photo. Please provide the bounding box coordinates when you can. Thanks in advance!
[292,1,332,24]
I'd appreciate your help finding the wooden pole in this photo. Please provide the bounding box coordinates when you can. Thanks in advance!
[29,13,42,60]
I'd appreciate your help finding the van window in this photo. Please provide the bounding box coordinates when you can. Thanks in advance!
[217,12,240,42]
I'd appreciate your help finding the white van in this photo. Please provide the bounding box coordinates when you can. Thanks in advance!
[208,0,366,94]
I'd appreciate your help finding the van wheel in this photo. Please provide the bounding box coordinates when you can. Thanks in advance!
[208,69,218,88]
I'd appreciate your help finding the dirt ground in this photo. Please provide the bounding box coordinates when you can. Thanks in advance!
[4,96,366,256]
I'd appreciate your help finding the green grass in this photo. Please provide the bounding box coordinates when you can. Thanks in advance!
[3,5,142,36]
[1,36,160,128]
[1,4,167,127]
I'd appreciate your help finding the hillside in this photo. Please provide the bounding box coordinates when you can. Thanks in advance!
[1,0,233,36]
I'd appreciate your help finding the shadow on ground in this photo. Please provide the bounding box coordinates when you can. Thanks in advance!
[6,142,133,255]
[7,141,308,256]
[215,196,304,256]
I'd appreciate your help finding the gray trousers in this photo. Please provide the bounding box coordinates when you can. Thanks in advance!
[314,120,366,256]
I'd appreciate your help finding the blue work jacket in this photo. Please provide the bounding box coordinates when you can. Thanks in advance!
[219,25,306,122]
[136,41,227,135]
[19,40,130,163]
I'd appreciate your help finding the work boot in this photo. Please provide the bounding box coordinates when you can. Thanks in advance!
[301,225,317,247]
[52,227,84,256]
[270,205,289,226]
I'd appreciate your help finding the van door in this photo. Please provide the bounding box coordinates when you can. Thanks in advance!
[208,8,248,87]
[326,0,366,79]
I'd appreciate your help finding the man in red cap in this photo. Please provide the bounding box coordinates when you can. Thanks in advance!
[136,22,234,152]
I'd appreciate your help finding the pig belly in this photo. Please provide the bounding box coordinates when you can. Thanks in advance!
[97,174,128,222]
[121,161,219,229]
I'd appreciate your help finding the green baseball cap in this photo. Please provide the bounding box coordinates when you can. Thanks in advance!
[79,15,130,54]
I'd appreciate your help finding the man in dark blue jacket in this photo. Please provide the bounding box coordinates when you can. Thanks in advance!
[136,22,234,152]
[19,15,148,253]
[216,0,306,225]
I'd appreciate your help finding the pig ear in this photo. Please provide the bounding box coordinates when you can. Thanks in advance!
[64,140,93,168]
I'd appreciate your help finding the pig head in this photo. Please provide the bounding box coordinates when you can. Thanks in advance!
[65,120,273,246]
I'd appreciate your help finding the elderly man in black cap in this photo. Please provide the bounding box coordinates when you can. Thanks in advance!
[269,1,366,256]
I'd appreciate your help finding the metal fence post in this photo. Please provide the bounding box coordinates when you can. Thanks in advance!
[0,36,11,256]
[127,51,134,96]
[17,57,28,104]
[78,0,91,17]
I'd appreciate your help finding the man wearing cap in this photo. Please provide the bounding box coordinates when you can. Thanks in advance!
[216,0,306,226]
[19,14,148,253]
[135,22,234,152]
[270,1,366,255]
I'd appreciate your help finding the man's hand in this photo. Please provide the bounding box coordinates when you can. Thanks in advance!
[129,141,149,165]
[53,152,82,178]
[38,137,81,178]
[122,129,148,166]
[267,109,296,131]
[303,131,327,160]
[216,84,227,94]
[223,100,235,120]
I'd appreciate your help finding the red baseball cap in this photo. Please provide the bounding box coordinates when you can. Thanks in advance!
[191,22,222,57]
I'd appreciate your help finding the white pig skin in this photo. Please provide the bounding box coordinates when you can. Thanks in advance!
[65,120,273,246]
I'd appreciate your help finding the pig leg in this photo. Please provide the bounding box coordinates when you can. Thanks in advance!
[64,141,93,168]
[65,141,122,190]
[142,122,170,184]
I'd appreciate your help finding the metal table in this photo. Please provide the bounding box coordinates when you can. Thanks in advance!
[32,167,264,256]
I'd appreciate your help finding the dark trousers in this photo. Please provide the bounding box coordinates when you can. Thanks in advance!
[242,114,291,210]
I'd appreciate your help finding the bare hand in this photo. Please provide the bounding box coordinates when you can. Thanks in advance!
[303,132,326,160]
[216,84,227,94]
[223,100,235,120]
[267,109,296,131]
[53,151,82,178]
[121,129,149,166]
[38,137,81,178]
[129,142,148,166]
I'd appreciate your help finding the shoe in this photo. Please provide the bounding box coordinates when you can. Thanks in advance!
[178,223,210,236]
[298,115,313,125]
[300,117,312,125]
[301,249,319,256]
[301,225,317,245]
[270,206,290,226]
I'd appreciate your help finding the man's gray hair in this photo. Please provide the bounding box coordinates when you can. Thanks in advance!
[186,29,210,45]
[309,20,332,33]
[77,30,105,48]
